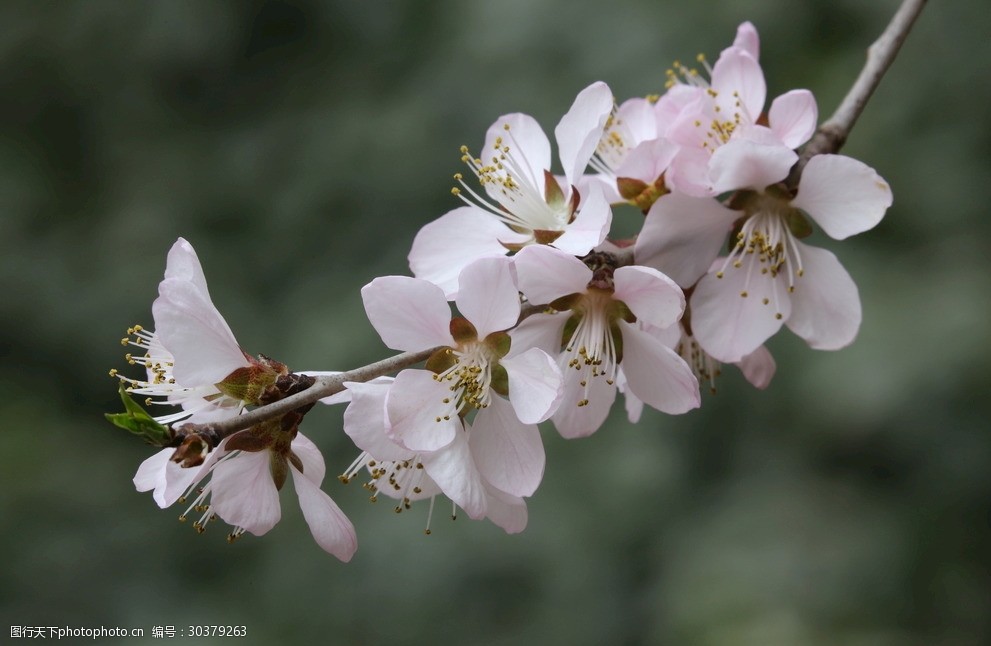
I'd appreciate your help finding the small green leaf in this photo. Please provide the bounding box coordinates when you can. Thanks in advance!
[105,385,172,446]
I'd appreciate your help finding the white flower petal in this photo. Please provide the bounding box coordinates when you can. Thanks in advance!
[508,311,570,357]
[484,113,551,200]
[163,238,211,296]
[514,245,592,305]
[550,185,612,256]
[482,485,529,534]
[420,430,488,520]
[361,276,455,352]
[289,432,326,486]
[385,369,458,452]
[769,89,818,149]
[502,347,564,424]
[615,137,678,185]
[341,379,411,461]
[785,242,862,351]
[690,265,791,363]
[555,81,614,188]
[711,48,765,121]
[736,344,776,389]
[619,321,700,414]
[731,21,760,60]
[791,154,892,240]
[455,256,520,338]
[210,451,281,536]
[551,363,617,438]
[613,265,685,330]
[153,278,249,386]
[290,467,357,561]
[616,369,644,423]
[635,193,738,288]
[469,396,545,497]
[709,138,797,193]
[409,207,528,298]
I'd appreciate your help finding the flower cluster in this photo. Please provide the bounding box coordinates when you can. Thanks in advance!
[111,22,891,559]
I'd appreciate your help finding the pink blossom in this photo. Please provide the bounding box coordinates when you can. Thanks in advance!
[409,82,615,297]
[512,245,700,438]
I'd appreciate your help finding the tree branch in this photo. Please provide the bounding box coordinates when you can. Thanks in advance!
[177,347,440,444]
[786,0,927,189]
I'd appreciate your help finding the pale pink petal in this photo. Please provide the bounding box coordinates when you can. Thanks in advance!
[551,364,617,438]
[711,48,766,121]
[289,432,326,486]
[514,244,592,305]
[134,449,177,508]
[615,97,658,143]
[210,451,282,536]
[665,146,713,197]
[342,379,412,462]
[615,137,678,185]
[791,154,892,240]
[555,81,614,188]
[550,185,612,256]
[616,369,644,423]
[613,265,685,330]
[666,94,713,150]
[736,345,776,389]
[482,485,528,534]
[619,321,700,414]
[420,430,488,519]
[635,193,738,288]
[163,238,211,296]
[508,311,570,357]
[484,113,551,199]
[709,139,797,193]
[409,207,529,298]
[768,89,818,149]
[731,21,760,60]
[455,256,520,338]
[361,276,455,352]
[577,173,622,205]
[469,395,545,497]
[690,265,792,363]
[785,242,862,351]
[501,347,564,424]
[290,467,357,561]
[385,369,458,452]
[153,279,248,386]
[655,85,704,134]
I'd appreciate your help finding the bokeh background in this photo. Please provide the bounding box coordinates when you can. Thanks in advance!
[2,0,988,644]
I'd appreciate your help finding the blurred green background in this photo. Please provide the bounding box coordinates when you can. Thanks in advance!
[2,0,988,644]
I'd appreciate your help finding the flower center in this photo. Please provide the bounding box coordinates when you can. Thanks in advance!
[715,194,806,319]
[434,341,497,416]
[112,324,243,424]
[562,289,623,407]
[451,124,570,235]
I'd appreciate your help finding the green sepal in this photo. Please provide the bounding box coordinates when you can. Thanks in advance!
[449,316,478,345]
[215,364,278,406]
[617,177,649,201]
[269,452,289,491]
[105,384,172,447]
[489,363,509,397]
[544,169,566,208]
[609,321,625,365]
[785,209,814,238]
[560,313,580,351]
[549,293,581,313]
[425,347,457,375]
[485,331,512,359]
